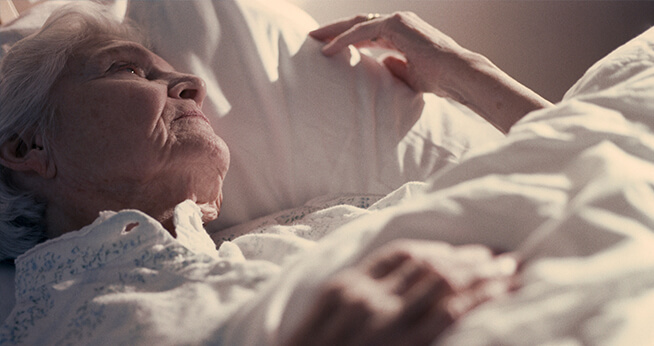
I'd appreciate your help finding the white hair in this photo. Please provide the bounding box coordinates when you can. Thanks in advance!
[0,2,148,261]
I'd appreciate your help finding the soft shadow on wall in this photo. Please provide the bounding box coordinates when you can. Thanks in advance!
[288,0,654,103]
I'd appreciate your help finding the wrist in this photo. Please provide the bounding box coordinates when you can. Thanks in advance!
[437,50,550,133]
[435,50,491,102]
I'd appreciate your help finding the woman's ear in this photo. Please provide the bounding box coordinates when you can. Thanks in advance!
[0,133,56,179]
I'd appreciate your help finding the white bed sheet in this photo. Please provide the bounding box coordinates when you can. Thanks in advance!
[220,26,654,345]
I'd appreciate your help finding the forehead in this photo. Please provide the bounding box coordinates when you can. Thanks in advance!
[69,38,173,72]
[89,40,150,60]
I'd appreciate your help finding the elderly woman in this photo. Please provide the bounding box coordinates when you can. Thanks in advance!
[0,3,547,345]
[0,4,229,256]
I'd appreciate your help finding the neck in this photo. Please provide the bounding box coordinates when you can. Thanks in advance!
[43,179,180,239]
[45,195,179,239]
[38,164,222,240]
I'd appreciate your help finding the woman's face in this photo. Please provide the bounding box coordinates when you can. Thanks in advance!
[48,38,230,224]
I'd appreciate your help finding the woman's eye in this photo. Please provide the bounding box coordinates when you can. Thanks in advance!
[109,62,146,78]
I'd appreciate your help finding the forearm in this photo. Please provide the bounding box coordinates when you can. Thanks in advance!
[310,11,551,134]
[440,51,553,134]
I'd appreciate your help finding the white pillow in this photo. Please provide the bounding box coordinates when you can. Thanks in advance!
[564,26,654,101]
[2,0,498,231]
[558,26,654,135]
[125,0,501,231]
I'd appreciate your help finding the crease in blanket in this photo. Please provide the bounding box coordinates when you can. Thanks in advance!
[0,192,415,345]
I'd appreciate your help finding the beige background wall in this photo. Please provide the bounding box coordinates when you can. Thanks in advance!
[288,0,654,102]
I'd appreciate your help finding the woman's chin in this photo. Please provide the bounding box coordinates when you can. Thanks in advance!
[176,131,230,178]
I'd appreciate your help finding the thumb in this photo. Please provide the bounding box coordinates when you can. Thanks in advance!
[382,55,413,90]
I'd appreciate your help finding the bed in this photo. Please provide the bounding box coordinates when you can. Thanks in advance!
[1,0,653,344]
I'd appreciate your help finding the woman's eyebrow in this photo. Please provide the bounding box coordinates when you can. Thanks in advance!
[90,42,153,64]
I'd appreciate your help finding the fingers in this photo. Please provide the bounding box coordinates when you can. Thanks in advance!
[319,18,386,56]
[401,301,457,346]
[310,12,471,96]
[362,249,441,309]
[309,14,371,41]
[287,270,396,346]
[287,241,520,346]
[444,274,515,319]
[365,248,411,279]
[383,55,411,88]
[390,261,431,296]
[310,293,372,346]
[310,12,429,56]
[352,263,456,346]
[396,268,453,324]
[309,13,385,42]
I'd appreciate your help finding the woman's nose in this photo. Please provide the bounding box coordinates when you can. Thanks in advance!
[168,74,207,107]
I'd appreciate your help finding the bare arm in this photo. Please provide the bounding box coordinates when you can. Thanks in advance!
[310,12,552,134]
[440,51,552,134]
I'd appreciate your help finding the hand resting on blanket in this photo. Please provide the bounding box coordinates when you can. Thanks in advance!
[287,240,518,346]
[310,12,552,134]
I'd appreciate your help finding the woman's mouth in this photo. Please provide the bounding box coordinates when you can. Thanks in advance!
[174,110,210,124]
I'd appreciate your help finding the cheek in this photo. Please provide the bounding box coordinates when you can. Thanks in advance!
[53,85,168,170]
[94,84,165,128]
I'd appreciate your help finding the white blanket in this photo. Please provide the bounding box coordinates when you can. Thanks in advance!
[0,201,280,344]
[1,192,423,344]
[219,28,654,345]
